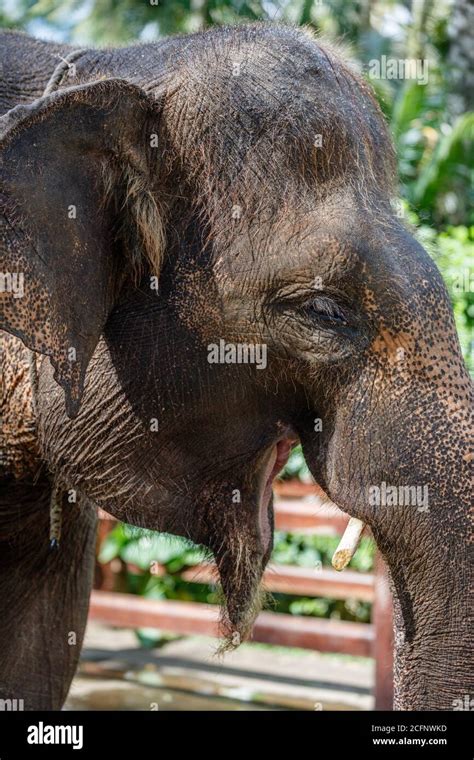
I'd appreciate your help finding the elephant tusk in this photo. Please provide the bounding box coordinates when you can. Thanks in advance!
[332,517,365,571]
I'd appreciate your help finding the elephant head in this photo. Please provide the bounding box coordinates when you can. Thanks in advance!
[1,25,472,707]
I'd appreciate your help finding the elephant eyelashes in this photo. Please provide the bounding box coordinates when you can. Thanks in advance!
[307,296,349,328]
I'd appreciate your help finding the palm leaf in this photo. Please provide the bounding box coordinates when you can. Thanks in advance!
[391,81,426,145]
[413,112,474,207]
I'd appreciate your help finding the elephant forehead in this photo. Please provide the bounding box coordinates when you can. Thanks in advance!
[211,198,368,298]
[160,29,395,202]
[214,233,360,296]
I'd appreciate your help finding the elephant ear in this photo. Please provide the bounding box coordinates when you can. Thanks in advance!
[0,79,163,417]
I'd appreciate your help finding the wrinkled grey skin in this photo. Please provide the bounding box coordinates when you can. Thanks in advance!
[1,25,472,710]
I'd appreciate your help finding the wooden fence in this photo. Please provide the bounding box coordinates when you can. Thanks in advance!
[91,493,394,709]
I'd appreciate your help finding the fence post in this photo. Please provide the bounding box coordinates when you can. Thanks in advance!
[373,552,394,710]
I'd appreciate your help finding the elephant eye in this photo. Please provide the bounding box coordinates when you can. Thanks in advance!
[307,296,349,327]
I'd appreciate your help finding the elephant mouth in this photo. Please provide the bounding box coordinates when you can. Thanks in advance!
[258,435,297,552]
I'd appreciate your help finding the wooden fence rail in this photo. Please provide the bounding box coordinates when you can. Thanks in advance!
[90,592,375,656]
[92,494,393,708]
[145,562,375,602]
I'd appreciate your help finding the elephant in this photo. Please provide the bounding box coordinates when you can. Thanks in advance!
[0,23,472,711]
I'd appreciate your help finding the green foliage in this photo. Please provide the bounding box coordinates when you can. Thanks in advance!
[272,531,374,573]
[386,81,474,227]
[100,522,375,645]
[428,225,474,372]
[412,113,474,220]
[99,523,208,570]
[279,444,312,481]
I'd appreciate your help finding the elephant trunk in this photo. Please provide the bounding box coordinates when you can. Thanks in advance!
[377,511,472,710]
[371,411,473,710]
[311,363,473,710]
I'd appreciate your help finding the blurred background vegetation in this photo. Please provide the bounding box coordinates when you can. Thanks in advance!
[2,0,472,635]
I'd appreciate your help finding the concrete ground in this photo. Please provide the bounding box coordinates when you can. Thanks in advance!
[65,622,374,711]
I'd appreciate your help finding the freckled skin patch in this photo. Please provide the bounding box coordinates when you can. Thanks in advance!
[0,334,41,480]
[371,327,414,365]
[1,24,472,709]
